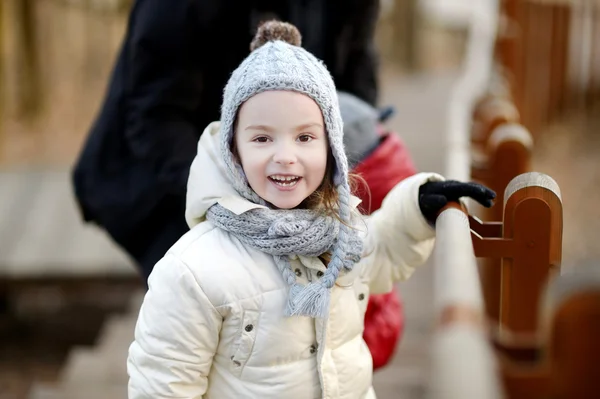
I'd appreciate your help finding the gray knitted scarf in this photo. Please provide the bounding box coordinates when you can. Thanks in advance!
[206,203,363,318]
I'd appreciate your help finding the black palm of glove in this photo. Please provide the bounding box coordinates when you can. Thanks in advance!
[418,180,496,224]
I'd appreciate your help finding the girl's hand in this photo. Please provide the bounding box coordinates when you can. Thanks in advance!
[418,180,496,224]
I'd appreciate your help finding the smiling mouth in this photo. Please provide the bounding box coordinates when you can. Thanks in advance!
[268,175,301,187]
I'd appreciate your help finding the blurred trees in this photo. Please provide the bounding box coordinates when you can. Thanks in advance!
[12,0,42,121]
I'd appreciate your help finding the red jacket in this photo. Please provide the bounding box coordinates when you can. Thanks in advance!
[352,131,417,370]
[353,132,417,214]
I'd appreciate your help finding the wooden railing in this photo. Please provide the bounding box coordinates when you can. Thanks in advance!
[429,171,565,399]
[471,117,535,323]
[498,259,600,399]
[428,0,600,397]
[497,0,600,134]
[472,172,563,337]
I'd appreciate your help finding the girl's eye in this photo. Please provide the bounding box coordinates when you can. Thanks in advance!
[253,136,270,143]
[297,134,313,143]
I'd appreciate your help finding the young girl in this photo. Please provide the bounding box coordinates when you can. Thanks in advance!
[127,21,495,399]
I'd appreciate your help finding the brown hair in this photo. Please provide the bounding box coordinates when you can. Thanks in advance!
[303,152,367,219]
[308,154,368,266]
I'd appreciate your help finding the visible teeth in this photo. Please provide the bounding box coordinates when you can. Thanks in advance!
[269,175,300,187]
[274,180,296,186]
[270,175,299,181]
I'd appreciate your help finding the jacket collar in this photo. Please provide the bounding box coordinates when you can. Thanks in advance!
[218,194,363,215]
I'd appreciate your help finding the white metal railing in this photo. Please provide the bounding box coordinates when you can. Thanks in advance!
[427,1,504,398]
[428,206,503,399]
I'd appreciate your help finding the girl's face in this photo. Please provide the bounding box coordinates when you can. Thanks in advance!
[235,90,328,209]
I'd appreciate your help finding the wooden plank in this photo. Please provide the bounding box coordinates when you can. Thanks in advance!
[542,263,600,399]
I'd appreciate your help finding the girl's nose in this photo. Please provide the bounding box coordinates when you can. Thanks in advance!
[272,142,297,164]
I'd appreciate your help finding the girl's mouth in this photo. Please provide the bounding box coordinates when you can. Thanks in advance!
[268,175,301,188]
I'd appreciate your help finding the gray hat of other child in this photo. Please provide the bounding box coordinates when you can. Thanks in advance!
[338,91,382,169]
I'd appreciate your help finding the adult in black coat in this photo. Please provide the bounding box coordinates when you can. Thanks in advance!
[72,0,381,282]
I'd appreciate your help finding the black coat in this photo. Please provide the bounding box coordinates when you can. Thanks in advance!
[72,0,380,263]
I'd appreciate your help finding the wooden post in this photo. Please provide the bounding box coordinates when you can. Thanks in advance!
[472,123,533,324]
[589,2,600,105]
[471,172,563,336]
[11,0,42,120]
[498,262,600,399]
[500,0,563,135]
[486,123,533,221]
[542,264,600,399]
[496,0,521,102]
[500,173,562,334]
[470,97,521,189]
[499,0,526,116]
[548,5,571,116]
[0,0,4,136]
[390,0,418,70]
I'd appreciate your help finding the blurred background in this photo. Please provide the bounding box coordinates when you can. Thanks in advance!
[0,0,599,398]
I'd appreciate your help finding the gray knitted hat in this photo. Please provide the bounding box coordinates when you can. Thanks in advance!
[220,21,349,202]
[338,91,381,169]
[215,21,360,318]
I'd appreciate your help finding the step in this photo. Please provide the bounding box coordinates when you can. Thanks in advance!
[29,290,143,397]
[59,306,140,386]
[60,346,128,386]
[0,170,135,278]
[29,383,128,399]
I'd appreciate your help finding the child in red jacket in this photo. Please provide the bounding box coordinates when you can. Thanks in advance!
[339,91,418,370]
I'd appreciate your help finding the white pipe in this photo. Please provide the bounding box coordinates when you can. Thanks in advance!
[427,208,504,399]
[433,209,483,313]
[428,325,503,399]
[427,0,505,398]
[445,0,501,181]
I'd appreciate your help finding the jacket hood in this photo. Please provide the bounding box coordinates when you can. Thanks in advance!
[185,122,240,228]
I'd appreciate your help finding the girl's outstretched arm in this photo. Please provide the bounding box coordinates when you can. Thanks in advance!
[360,172,443,294]
[128,253,222,398]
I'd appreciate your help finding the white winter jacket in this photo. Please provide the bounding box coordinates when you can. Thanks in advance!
[127,122,442,399]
